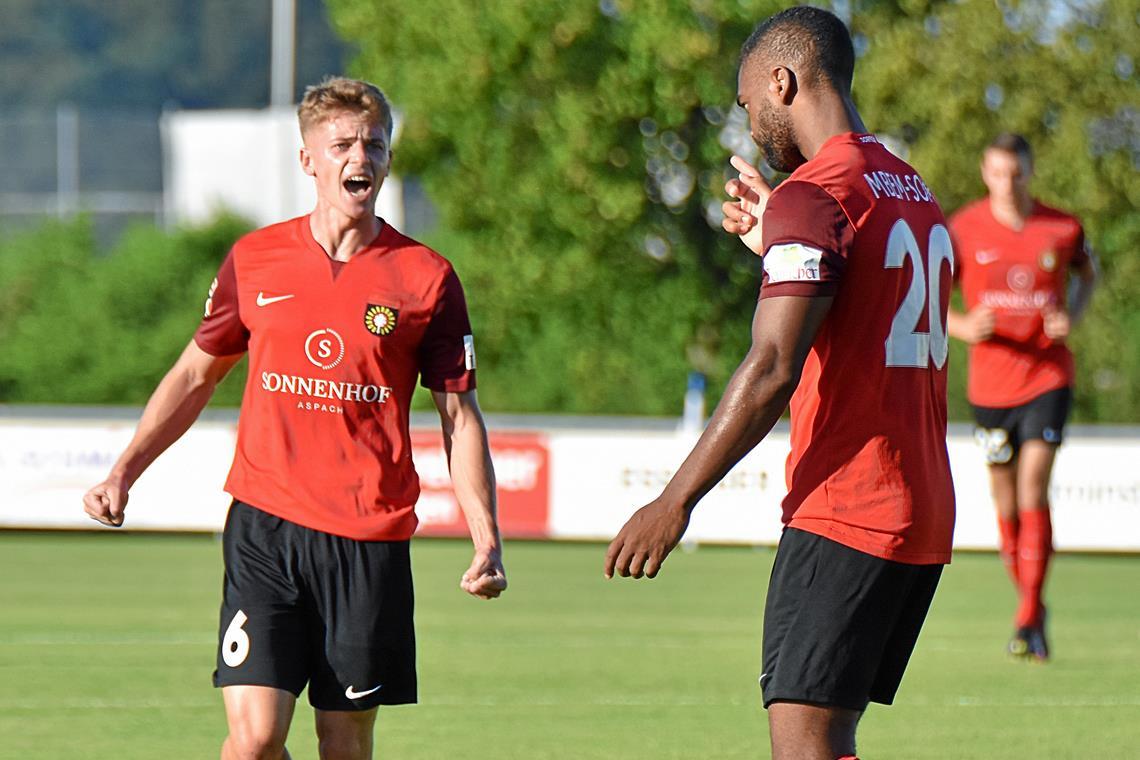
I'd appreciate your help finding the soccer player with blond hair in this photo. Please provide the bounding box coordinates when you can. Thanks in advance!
[84,77,506,759]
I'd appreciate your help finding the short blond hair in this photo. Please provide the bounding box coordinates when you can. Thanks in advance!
[297,76,393,138]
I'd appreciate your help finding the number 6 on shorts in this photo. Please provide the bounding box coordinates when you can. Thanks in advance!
[222,609,250,667]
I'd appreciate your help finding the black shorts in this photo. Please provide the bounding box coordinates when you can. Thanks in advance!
[971,387,1072,464]
[212,500,416,710]
[761,528,942,711]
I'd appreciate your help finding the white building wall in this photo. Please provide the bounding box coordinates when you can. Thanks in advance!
[162,107,404,230]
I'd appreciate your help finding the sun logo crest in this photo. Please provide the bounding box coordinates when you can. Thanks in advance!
[364,304,398,336]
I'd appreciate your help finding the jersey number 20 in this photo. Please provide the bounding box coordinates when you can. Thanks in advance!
[884,219,953,369]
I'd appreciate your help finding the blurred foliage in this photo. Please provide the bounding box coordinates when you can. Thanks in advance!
[0,216,251,405]
[1,1,1135,422]
[327,0,1138,421]
[334,0,780,415]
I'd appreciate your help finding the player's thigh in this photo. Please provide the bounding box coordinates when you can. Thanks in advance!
[767,701,861,760]
[868,562,943,704]
[973,402,1025,519]
[304,535,417,711]
[313,708,379,760]
[1014,387,1071,509]
[214,501,310,696]
[221,684,296,756]
[1017,441,1058,509]
[761,528,935,711]
[972,403,1019,468]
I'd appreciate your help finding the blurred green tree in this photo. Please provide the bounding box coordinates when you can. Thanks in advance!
[329,0,1137,420]
[854,0,1140,421]
[0,216,250,405]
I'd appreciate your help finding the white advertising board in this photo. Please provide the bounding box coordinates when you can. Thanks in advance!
[549,429,1140,552]
[1,414,1137,552]
[547,430,788,544]
[0,417,235,531]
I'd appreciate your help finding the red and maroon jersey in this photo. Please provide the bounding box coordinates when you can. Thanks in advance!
[194,215,476,541]
[758,133,955,564]
[949,199,1088,407]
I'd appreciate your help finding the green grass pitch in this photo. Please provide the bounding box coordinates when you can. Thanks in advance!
[0,533,1137,758]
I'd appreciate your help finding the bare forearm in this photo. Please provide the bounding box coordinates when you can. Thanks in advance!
[946,307,970,341]
[661,352,796,512]
[443,411,501,554]
[111,355,227,487]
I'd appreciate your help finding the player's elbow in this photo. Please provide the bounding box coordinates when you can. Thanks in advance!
[437,391,487,440]
[741,349,801,404]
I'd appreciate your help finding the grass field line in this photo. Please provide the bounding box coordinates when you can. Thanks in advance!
[1,695,1137,711]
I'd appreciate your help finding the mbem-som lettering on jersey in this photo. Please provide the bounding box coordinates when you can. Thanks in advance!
[862,171,936,204]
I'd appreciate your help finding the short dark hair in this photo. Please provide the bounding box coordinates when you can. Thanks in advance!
[740,6,855,93]
[987,132,1033,168]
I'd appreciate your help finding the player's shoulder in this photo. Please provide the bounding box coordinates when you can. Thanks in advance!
[239,216,304,248]
[379,224,457,279]
[228,217,307,264]
[949,198,989,226]
[1031,200,1083,230]
[794,134,877,185]
[791,134,940,221]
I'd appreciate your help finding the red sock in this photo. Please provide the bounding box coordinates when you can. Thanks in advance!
[997,515,1020,587]
[1015,508,1052,628]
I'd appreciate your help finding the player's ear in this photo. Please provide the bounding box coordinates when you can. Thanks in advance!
[769,65,797,105]
[299,146,315,177]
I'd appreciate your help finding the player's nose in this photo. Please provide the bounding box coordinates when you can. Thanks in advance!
[346,139,367,162]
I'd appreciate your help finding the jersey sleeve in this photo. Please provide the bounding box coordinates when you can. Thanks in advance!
[193,250,249,356]
[418,267,477,393]
[758,180,853,299]
[1070,225,1090,268]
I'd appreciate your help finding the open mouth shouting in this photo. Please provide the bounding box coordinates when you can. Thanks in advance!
[343,174,374,199]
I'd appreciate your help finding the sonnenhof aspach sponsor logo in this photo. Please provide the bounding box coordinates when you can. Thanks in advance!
[256,327,394,414]
[260,372,393,412]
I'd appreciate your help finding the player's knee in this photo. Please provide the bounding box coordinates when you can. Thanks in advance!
[315,714,374,760]
[1017,475,1051,509]
[223,726,289,760]
[317,730,372,760]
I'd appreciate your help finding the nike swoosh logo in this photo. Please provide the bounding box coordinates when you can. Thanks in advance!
[256,292,295,307]
[345,684,382,700]
[975,250,1000,265]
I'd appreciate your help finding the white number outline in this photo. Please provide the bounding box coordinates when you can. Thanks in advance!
[222,609,250,668]
[883,220,954,369]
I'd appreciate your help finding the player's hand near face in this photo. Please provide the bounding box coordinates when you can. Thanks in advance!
[722,155,773,255]
[1042,307,1071,342]
[604,498,691,580]
[83,478,129,527]
[461,548,507,600]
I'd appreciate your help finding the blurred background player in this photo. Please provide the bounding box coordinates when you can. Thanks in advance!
[948,133,1097,661]
[605,8,955,759]
[83,77,506,760]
